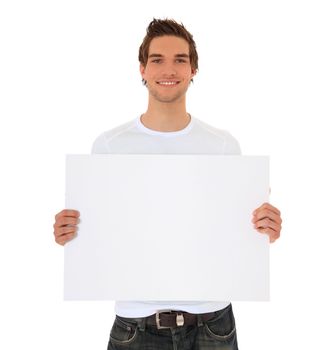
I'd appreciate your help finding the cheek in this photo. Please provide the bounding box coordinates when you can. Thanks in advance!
[144,70,158,81]
[182,67,194,78]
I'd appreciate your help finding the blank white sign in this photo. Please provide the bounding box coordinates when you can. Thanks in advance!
[64,155,269,301]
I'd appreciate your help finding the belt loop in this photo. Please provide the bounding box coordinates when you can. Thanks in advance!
[139,317,146,332]
[197,314,204,327]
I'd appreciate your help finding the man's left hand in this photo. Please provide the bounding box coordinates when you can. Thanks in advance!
[252,202,282,243]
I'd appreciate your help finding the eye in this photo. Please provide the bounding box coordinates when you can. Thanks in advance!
[152,59,161,63]
[176,59,187,63]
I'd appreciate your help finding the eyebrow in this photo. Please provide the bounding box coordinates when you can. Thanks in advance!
[148,53,190,59]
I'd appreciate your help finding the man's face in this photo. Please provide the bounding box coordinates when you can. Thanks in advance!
[140,35,196,104]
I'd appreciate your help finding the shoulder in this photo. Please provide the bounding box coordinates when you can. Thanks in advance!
[91,119,135,154]
[193,118,242,154]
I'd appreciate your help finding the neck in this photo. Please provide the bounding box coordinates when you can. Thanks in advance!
[141,98,190,132]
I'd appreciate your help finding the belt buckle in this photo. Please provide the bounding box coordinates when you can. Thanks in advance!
[176,313,185,327]
[155,310,185,329]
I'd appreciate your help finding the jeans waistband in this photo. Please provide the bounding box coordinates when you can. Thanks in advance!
[116,303,232,331]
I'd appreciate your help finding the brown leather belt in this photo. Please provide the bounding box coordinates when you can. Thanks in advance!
[146,310,216,329]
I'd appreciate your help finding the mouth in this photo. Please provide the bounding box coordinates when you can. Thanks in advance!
[156,81,180,86]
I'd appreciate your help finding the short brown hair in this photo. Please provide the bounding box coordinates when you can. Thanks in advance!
[138,18,199,72]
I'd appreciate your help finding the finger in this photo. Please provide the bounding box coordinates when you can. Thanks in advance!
[55,226,77,237]
[55,209,80,220]
[254,215,282,236]
[54,216,79,227]
[254,218,281,233]
[255,203,281,216]
[256,227,280,242]
[253,209,282,225]
[252,209,281,225]
[55,232,76,245]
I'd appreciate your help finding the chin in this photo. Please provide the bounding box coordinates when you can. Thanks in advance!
[155,94,184,103]
[149,88,188,103]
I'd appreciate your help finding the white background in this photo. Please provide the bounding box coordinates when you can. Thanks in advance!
[0,0,335,349]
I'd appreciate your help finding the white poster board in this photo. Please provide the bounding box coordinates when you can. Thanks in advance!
[64,155,269,301]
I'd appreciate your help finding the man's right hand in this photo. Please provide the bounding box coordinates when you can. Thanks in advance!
[53,209,80,246]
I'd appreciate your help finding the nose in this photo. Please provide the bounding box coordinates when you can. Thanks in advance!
[161,62,177,76]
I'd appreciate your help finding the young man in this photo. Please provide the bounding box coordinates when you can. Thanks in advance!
[54,18,282,350]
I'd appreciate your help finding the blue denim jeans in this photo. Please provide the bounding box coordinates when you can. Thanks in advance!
[107,303,238,350]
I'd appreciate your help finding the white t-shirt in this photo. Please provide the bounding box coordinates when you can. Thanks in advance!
[91,115,241,317]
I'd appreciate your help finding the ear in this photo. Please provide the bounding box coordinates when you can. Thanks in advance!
[139,64,146,79]
[190,67,197,79]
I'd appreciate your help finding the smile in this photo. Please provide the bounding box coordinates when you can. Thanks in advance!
[156,81,180,86]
